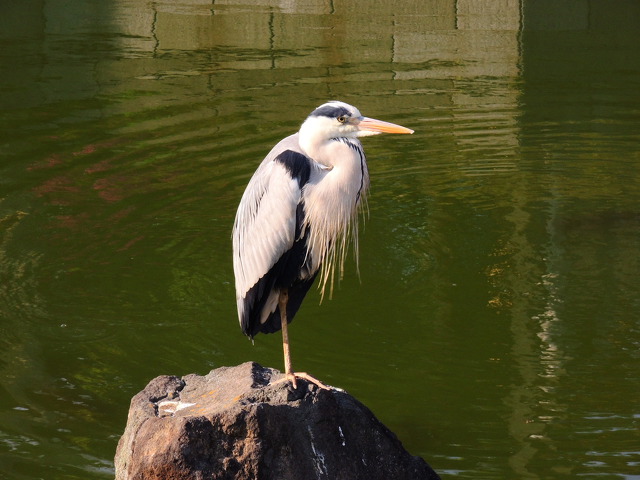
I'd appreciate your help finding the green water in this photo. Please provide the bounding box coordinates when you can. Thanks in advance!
[1,1,639,478]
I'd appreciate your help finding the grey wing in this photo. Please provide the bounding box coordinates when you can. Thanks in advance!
[232,158,302,325]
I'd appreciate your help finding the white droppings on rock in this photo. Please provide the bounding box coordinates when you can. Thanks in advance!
[157,400,196,416]
[338,426,346,447]
[307,425,328,478]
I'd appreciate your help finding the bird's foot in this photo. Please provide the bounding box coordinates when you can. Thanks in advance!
[272,372,331,390]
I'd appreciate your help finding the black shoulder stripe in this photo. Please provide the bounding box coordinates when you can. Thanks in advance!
[274,150,311,187]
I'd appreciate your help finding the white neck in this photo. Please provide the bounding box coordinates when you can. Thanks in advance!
[298,116,361,168]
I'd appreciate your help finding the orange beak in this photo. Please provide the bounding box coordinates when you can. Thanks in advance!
[358,117,414,135]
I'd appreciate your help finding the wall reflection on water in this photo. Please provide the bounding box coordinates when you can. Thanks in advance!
[1,0,639,479]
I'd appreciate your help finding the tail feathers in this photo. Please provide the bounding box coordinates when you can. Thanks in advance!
[239,274,318,339]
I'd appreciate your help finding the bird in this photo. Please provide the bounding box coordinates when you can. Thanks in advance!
[232,100,413,389]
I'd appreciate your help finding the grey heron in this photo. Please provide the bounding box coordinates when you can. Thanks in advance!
[232,100,413,388]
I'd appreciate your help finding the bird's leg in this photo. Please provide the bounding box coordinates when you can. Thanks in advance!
[274,289,330,391]
[279,289,296,388]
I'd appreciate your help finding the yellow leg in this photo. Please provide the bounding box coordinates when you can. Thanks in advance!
[274,289,330,391]
[278,289,295,387]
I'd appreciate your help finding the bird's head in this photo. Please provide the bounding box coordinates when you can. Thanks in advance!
[299,101,414,145]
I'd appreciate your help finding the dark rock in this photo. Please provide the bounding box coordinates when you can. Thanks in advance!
[115,362,440,480]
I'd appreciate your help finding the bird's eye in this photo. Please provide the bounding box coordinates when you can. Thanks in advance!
[337,115,348,124]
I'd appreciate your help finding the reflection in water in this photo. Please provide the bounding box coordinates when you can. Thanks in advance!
[1,0,639,479]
